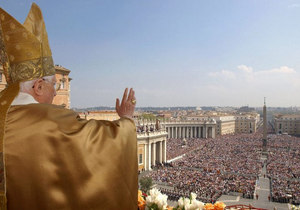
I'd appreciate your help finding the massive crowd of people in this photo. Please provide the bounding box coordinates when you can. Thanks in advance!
[267,134,300,205]
[146,131,300,205]
[148,133,262,203]
[166,138,204,160]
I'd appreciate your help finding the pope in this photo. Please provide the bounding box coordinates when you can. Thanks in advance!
[0,3,137,210]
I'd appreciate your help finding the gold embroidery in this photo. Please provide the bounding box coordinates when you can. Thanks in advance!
[10,56,55,83]
[0,25,11,84]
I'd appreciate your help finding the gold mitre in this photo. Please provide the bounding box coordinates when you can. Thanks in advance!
[0,3,55,85]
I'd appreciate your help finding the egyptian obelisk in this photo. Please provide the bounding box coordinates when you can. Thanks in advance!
[262,97,267,152]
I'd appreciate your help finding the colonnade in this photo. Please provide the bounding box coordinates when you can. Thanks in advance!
[144,139,167,171]
[137,121,216,172]
[164,123,216,139]
[137,130,168,171]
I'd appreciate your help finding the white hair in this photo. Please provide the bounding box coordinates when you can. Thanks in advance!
[19,75,55,93]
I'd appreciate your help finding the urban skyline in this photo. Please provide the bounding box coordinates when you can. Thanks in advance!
[2,0,300,108]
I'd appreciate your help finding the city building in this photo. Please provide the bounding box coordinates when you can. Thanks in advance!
[274,114,300,135]
[161,109,261,137]
[0,64,71,108]
[235,113,260,134]
[52,65,72,109]
[238,106,255,113]
[186,113,235,136]
[79,111,120,121]
[214,116,236,136]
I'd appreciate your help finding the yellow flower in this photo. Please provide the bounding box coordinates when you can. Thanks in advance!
[138,190,146,210]
[138,190,144,200]
[214,201,226,210]
[167,206,173,210]
[204,203,215,210]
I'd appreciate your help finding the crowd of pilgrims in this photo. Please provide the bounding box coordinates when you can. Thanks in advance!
[148,133,262,203]
[267,134,300,205]
[167,138,204,160]
[147,131,300,205]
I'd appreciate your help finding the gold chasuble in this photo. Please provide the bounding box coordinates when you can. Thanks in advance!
[0,3,138,210]
[4,104,138,210]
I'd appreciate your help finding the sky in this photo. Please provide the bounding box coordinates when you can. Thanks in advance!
[2,0,300,108]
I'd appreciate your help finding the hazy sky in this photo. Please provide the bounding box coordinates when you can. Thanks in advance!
[2,0,300,108]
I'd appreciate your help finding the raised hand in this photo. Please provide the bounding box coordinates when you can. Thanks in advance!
[116,88,136,119]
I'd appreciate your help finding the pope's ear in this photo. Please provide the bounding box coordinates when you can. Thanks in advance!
[32,79,44,96]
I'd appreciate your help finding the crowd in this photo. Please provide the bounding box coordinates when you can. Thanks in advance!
[270,179,300,204]
[166,138,204,160]
[151,167,256,203]
[148,133,262,203]
[173,135,262,176]
[267,134,300,205]
[144,126,300,205]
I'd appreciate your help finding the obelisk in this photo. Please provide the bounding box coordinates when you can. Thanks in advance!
[262,97,267,152]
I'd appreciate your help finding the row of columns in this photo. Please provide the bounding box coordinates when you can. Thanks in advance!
[144,140,167,171]
[166,126,215,139]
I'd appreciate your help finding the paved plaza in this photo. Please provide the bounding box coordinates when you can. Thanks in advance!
[218,194,288,210]
[216,155,289,209]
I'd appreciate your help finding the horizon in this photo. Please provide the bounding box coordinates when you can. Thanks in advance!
[73,105,300,109]
[2,0,300,108]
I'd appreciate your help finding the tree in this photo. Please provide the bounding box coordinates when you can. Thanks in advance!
[139,177,153,193]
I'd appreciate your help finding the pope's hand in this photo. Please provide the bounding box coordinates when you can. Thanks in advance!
[116,88,136,119]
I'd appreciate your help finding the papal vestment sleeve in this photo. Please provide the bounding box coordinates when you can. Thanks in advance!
[3,104,138,210]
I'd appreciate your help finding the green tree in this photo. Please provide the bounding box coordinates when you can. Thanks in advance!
[141,113,156,120]
[139,177,153,193]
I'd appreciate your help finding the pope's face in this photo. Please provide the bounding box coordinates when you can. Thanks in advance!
[41,77,57,104]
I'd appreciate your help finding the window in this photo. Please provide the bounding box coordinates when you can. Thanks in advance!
[61,80,65,89]
[139,154,143,164]
[0,73,2,82]
[60,78,66,90]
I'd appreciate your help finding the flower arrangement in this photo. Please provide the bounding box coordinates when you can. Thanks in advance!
[138,188,226,210]
[175,192,205,210]
[290,204,300,210]
[145,188,169,210]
